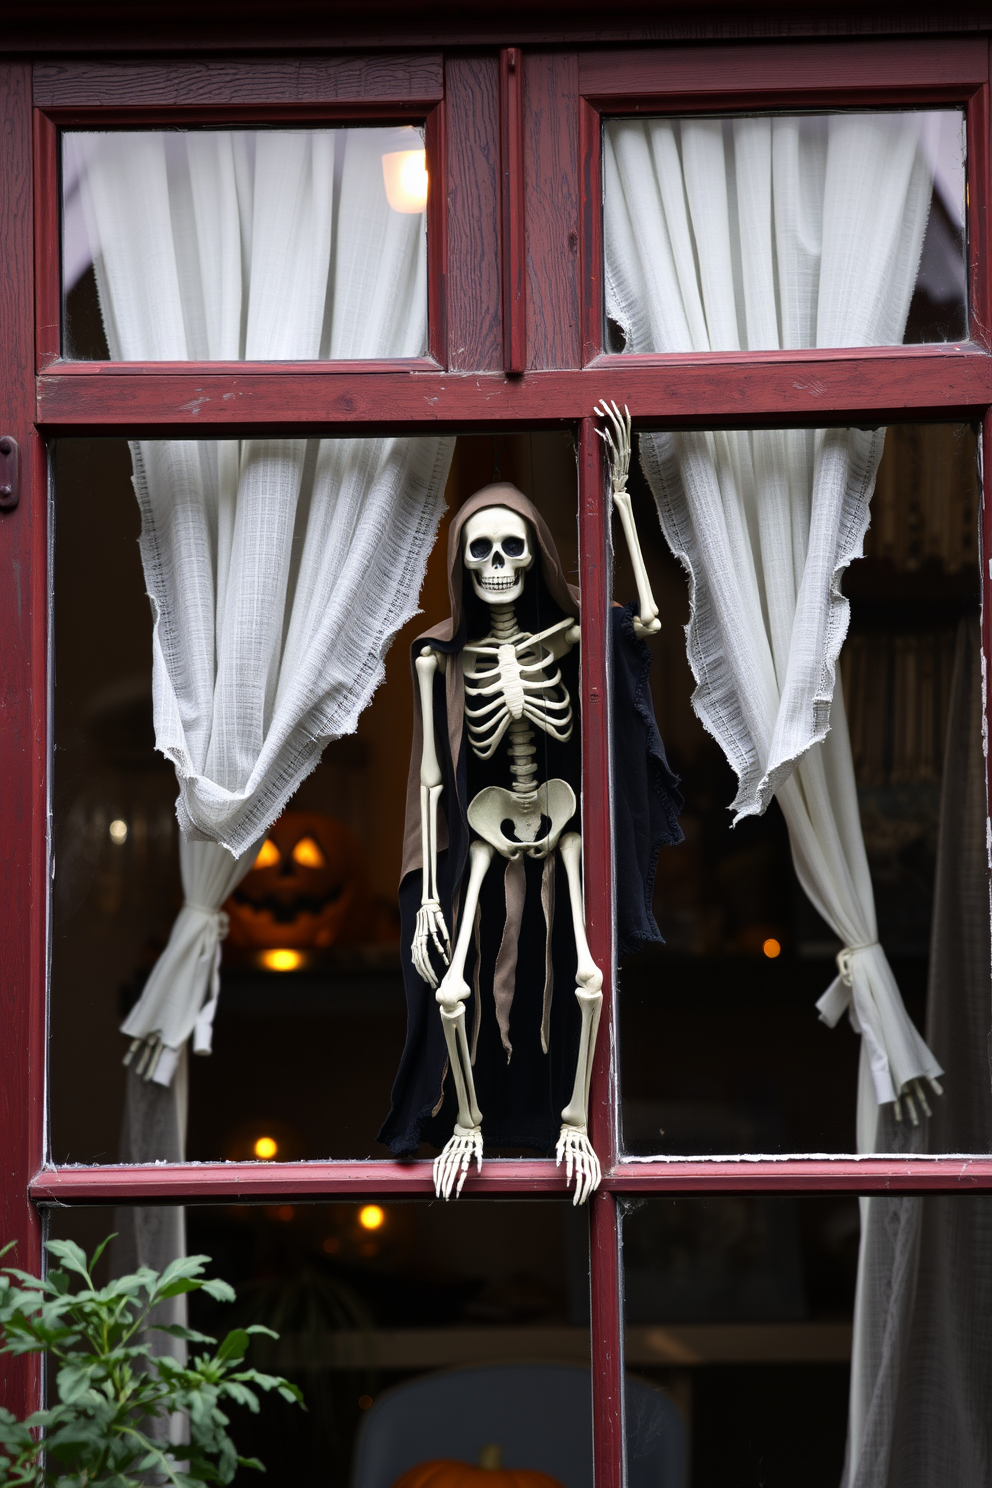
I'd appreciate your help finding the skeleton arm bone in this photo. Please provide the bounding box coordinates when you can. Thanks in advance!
[556,831,604,1206]
[595,400,661,639]
[413,647,451,988]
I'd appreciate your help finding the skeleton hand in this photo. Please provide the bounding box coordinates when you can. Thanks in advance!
[595,400,661,639]
[556,1124,602,1207]
[894,1076,943,1126]
[413,899,451,988]
[433,1123,484,1200]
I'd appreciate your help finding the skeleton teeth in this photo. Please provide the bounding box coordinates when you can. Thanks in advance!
[481,576,515,590]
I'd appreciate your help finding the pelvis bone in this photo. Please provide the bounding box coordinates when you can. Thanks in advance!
[467,778,576,861]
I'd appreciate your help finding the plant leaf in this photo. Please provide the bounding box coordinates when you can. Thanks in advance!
[216,1330,250,1362]
[55,1363,95,1404]
[200,1279,236,1304]
[45,1240,89,1280]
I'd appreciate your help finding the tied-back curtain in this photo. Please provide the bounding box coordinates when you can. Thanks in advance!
[71,130,453,1084]
[605,113,942,1149]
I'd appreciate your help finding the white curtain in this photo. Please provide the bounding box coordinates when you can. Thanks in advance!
[843,618,992,1488]
[69,128,453,1090]
[604,113,943,1153]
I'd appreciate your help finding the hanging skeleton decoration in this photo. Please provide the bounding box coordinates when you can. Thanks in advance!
[379,404,683,1202]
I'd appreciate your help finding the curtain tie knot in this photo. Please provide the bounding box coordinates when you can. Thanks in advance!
[184,902,230,941]
[836,942,879,986]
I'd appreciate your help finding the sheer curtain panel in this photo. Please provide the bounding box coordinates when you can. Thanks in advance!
[604,112,944,1149]
[70,129,452,1087]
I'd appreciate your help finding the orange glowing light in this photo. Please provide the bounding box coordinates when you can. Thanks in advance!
[322,1237,341,1254]
[275,1205,295,1222]
[260,948,304,972]
[253,838,280,869]
[358,1204,385,1231]
[762,938,782,959]
[253,1135,278,1160]
[358,1395,374,1410]
[382,149,428,213]
[291,835,326,868]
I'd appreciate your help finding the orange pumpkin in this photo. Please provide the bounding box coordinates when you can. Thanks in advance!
[390,1446,564,1488]
[224,811,375,953]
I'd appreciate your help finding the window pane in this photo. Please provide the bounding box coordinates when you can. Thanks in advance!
[603,110,967,351]
[46,1200,597,1488]
[62,129,429,360]
[620,1190,992,1486]
[49,433,584,1169]
[614,422,985,1157]
[620,1196,852,1486]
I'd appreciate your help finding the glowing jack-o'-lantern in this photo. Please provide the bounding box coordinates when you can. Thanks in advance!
[224,811,376,955]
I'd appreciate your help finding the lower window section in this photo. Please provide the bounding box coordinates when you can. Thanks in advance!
[621,1196,855,1487]
[46,1199,601,1488]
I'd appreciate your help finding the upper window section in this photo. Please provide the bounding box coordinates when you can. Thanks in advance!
[603,110,966,353]
[62,128,429,361]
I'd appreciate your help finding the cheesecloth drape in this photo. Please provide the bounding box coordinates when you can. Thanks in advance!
[71,129,453,1089]
[604,113,943,1152]
[842,617,992,1488]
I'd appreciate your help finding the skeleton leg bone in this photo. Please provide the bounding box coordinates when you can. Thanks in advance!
[434,838,494,1199]
[556,831,604,1205]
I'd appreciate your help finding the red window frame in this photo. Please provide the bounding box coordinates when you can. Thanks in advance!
[2,34,992,1488]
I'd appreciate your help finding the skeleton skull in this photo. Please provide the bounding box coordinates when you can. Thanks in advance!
[463,507,534,605]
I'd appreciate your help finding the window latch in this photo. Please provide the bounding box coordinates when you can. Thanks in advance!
[0,436,19,512]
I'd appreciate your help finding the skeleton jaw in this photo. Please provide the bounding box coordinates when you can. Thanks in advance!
[476,571,525,601]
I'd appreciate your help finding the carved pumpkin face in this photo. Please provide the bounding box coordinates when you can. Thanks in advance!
[224,811,372,953]
[390,1455,564,1488]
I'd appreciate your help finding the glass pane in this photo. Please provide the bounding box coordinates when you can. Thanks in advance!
[603,110,967,351]
[49,433,584,1168]
[62,128,429,360]
[614,422,985,1156]
[46,1200,596,1488]
[620,1196,854,1486]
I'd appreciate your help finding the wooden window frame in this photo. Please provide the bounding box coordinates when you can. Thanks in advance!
[2,35,992,1488]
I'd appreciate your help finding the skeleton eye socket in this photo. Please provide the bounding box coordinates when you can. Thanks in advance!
[502,537,526,558]
[469,538,492,560]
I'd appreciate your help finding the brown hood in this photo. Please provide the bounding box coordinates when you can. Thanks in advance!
[400,484,580,884]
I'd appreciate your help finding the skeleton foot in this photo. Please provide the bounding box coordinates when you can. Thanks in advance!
[433,1124,484,1200]
[556,1124,602,1206]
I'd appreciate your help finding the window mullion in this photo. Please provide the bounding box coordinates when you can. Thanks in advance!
[590,1190,626,1488]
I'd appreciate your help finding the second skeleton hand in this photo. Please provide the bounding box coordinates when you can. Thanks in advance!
[595,399,662,639]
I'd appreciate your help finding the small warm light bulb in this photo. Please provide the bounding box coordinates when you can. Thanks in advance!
[109,819,128,845]
[382,149,428,213]
[260,948,304,973]
[253,838,280,870]
[254,1135,278,1160]
[762,938,782,960]
[358,1204,385,1231]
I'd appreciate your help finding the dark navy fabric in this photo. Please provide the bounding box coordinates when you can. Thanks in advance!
[377,598,683,1158]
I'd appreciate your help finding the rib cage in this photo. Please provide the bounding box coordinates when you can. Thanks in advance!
[462,604,574,768]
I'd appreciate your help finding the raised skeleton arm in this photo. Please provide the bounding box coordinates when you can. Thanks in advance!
[595,400,661,638]
[412,646,451,987]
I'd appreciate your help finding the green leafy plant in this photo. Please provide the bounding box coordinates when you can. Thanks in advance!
[0,1236,304,1488]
